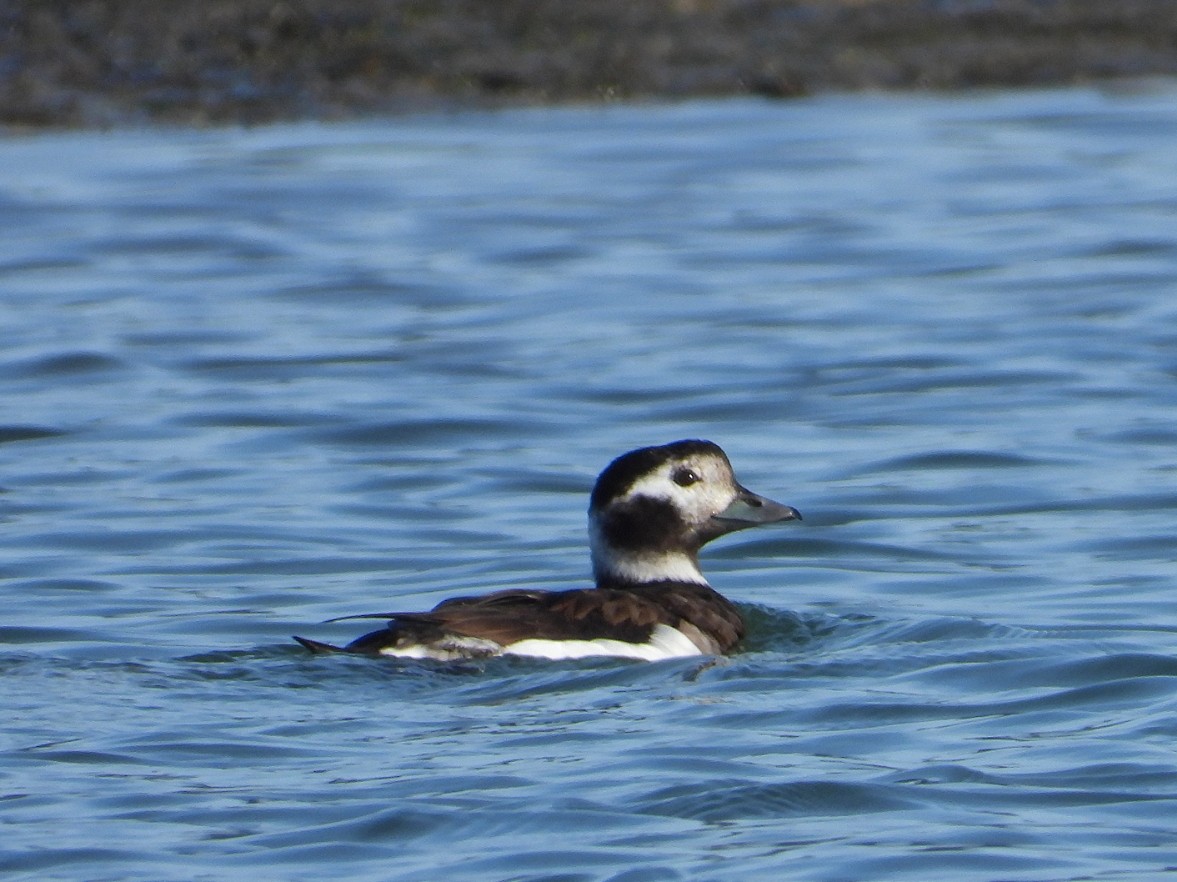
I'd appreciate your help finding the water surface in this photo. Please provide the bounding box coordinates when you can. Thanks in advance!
[3,85,1177,881]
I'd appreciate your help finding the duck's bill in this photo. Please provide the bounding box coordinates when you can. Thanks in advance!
[714,487,802,525]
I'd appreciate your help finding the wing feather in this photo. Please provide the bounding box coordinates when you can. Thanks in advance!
[309,581,744,656]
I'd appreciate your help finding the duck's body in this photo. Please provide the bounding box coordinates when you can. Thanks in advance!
[294,440,800,661]
[297,580,743,661]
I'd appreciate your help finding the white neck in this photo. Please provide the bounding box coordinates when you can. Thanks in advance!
[589,520,708,586]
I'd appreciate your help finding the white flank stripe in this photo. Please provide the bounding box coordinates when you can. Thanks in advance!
[378,635,502,661]
[504,623,702,661]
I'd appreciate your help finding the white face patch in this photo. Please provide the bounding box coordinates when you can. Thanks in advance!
[504,623,703,661]
[620,453,739,530]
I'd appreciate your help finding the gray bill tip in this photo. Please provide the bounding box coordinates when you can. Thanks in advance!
[715,489,801,524]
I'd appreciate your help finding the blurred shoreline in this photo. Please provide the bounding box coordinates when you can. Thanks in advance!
[4,0,1177,129]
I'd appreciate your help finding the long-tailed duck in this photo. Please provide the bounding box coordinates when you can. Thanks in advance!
[294,440,800,661]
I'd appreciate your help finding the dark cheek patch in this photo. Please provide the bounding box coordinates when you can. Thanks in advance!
[602,496,686,552]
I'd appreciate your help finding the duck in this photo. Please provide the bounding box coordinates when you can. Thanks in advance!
[293,440,800,661]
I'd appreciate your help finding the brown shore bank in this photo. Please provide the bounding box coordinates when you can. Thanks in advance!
[3,0,1177,128]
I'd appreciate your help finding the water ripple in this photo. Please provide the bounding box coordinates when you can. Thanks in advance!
[3,86,1177,882]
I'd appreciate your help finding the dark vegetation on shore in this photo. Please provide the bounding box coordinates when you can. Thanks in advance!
[4,0,1177,128]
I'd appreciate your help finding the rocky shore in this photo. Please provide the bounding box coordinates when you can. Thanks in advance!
[4,0,1177,128]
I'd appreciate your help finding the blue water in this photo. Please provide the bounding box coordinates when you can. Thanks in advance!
[3,83,1177,881]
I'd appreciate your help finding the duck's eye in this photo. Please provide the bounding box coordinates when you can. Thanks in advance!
[672,467,700,487]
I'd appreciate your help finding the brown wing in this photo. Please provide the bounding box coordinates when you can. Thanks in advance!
[428,582,744,652]
[331,582,745,655]
[424,587,665,645]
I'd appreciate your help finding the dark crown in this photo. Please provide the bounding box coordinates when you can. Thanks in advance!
[589,439,726,512]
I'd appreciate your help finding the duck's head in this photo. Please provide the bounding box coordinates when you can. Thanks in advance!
[588,439,800,587]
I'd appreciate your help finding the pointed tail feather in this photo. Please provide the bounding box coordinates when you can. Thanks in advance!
[293,635,347,654]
